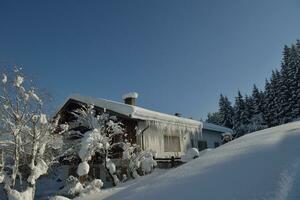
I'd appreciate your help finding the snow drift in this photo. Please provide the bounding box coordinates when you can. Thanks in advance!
[79,121,300,200]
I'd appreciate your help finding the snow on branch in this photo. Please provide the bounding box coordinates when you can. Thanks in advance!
[0,67,64,200]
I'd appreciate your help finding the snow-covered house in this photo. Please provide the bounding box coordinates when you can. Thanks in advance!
[55,93,232,159]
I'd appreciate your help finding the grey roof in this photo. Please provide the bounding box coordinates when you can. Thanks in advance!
[203,122,233,133]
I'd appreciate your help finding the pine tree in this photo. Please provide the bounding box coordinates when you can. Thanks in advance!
[243,95,254,133]
[208,39,300,132]
[218,94,234,128]
[244,95,254,121]
[251,84,264,116]
[245,85,267,132]
[278,45,293,123]
[293,40,300,120]
[206,112,222,125]
[289,42,300,120]
[233,91,247,136]
[264,70,282,127]
[263,79,272,127]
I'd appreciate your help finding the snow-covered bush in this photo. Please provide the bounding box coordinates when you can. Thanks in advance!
[58,176,83,197]
[66,104,158,187]
[181,148,200,162]
[122,144,157,178]
[0,67,65,200]
[67,104,125,186]
[79,179,103,196]
[222,132,233,144]
[140,151,157,175]
[58,176,104,198]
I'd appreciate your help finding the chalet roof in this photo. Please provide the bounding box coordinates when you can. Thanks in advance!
[58,94,232,133]
[64,94,200,128]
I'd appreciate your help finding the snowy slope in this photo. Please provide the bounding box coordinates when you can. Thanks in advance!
[78,121,300,200]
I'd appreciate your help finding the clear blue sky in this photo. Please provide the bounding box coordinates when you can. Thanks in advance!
[1,0,300,119]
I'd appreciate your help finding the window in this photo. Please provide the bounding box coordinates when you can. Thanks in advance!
[191,139,195,148]
[198,140,208,151]
[164,135,181,152]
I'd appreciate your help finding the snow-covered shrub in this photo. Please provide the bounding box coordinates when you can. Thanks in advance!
[58,176,104,198]
[122,144,157,178]
[140,151,157,175]
[80,179,103,196]
[222,132,233,144]
[106,158,120,185]
[181,148,200,162]
[58,176,83,197]
[66,103,158,186]
[66,104,125,186]
[0,67,65,200]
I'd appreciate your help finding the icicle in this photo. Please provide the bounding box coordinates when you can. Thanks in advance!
[146,120,200,135]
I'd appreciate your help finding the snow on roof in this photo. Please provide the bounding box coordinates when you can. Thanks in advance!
[64,94,201,128]
[203,122,233,133]
[122,92,138,100]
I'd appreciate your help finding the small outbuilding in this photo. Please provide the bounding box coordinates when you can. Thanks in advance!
[199,122,233,150]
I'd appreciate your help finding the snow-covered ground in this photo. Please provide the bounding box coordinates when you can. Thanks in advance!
[77,121,300,200]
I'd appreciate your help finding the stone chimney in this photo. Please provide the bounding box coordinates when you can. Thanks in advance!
[122,92,138,106]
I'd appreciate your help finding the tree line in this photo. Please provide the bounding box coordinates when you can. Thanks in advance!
[206,40,300,136]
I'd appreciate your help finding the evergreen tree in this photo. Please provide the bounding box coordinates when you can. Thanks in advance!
[278,45,293,123]
[293,40,300,120]
[244,85,267,132]
[206,112,222,125]
[219,94,234,128]
[264,70,282,127]
[207,39,300,134]
[244,95,254,133]
[233,91,247,136]
[244,95,254,122]
[218,94,234,128]
[251,84,264,116]
[289,42,300,120]
[263,79,272,127]
[206,95,234,129]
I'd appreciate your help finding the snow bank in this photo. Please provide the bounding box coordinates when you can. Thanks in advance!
[79,121,300,200]
[49,196,71,200]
